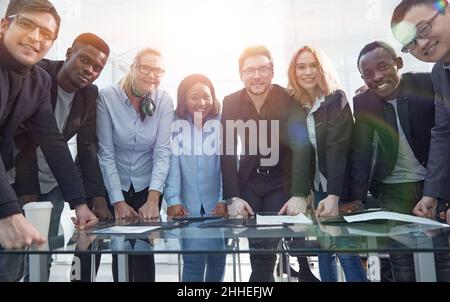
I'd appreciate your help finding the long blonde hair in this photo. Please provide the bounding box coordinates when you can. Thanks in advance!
[119,47,162,98]
[287,45,341,107]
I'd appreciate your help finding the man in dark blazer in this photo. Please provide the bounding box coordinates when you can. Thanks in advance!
[351,41,450,281]
[351,41,435,206]
[391,0,450,224]
[221,46,293,216]
[0,0,97,254]
[221,45,293,282]
[15,33,112,241]
[13,33,112,281]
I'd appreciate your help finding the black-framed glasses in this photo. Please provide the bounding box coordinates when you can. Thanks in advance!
[136,64,165,77]
[401,11,441,53]
[7,14,56,42]
[241,66,272,77]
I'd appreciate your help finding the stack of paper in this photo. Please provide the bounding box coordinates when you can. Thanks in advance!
[347,223,445,237]
[343,211,449,227]
[256,213,313,225]
[91,226,161,234]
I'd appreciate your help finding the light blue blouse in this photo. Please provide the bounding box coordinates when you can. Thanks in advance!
[164,115,223,216]
[97,84,174,204]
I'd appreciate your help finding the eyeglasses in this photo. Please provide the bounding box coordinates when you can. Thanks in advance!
[7,14,56,42]
[401,11,441,53]
[136,64,165,77]
[241,66,272,77]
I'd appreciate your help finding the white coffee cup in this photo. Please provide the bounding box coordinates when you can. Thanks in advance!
[23,201,53,239]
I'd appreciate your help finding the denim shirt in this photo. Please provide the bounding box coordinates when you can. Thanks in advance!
[165,114,223,215]
[97,84,174,204]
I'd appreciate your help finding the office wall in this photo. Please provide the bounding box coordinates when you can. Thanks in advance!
[0,0,433,103]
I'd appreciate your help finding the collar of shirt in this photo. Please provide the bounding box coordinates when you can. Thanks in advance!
[244,86,275,117]
[307,96,325,115]
[386,96,397,103]
[57,84,76,100]
[244,87,274,104]
[118,86,133,106]
[444,63,450,70]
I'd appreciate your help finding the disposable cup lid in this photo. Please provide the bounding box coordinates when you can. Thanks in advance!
[23,201,53,210]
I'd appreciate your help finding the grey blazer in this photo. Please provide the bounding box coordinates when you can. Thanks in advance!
[423,63,450,201]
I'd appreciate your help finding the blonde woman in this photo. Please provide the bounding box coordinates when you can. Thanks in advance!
[97,48,174,281]
[287,45,366,282]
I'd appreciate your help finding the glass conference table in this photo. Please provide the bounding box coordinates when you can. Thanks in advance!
[2,214,450,282]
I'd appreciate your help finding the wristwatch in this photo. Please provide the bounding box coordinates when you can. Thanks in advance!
[226,197,239,205]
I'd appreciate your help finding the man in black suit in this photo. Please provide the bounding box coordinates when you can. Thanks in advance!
[391,0,450,225]
[0,0,97,255]
[15,33,112,242]
[221,45,296,282]
[13,33,112,281]
[351,41,450,281]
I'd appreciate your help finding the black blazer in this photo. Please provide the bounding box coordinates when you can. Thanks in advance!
[220,84,292,199]
[286,98,312,198]
[311,90,353,201]
[14,59,105,199]
[423,64,450,201]
[0,64,85,219]
[351,72,435,201]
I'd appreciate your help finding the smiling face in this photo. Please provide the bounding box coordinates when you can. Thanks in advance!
[60,43,108,92]
[400,5,450,63]
[186,82,213,121]
[239,54,273,97]
[358,47,403,100]
[134,53,164,94]
[295,50,320,98]
[1,11,57,66]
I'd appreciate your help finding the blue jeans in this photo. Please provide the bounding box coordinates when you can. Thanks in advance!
[314,189,367,282]
[318,252,367,282]
[182,247,226,282]
[180,224,226,282]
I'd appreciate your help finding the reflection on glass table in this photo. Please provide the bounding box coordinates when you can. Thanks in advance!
[1,216,449,282]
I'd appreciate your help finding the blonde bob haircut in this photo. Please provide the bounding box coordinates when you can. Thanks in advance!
[287,45,341,107]
[119,47,163,98]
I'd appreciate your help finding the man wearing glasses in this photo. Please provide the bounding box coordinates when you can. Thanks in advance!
[391,0,450,225]
[221,46,295,281]
[0,0,98,264]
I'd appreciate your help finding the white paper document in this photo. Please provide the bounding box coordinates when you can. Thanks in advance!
[347,223,446,237]
[343,211,449,227]
[91,226,161,234]
[256,213,313,225]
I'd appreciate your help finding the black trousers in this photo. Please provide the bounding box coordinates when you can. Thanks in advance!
[240,172,289,282]
[71,244,103,282]
[379,181,450,282]
[72,184,162,282]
